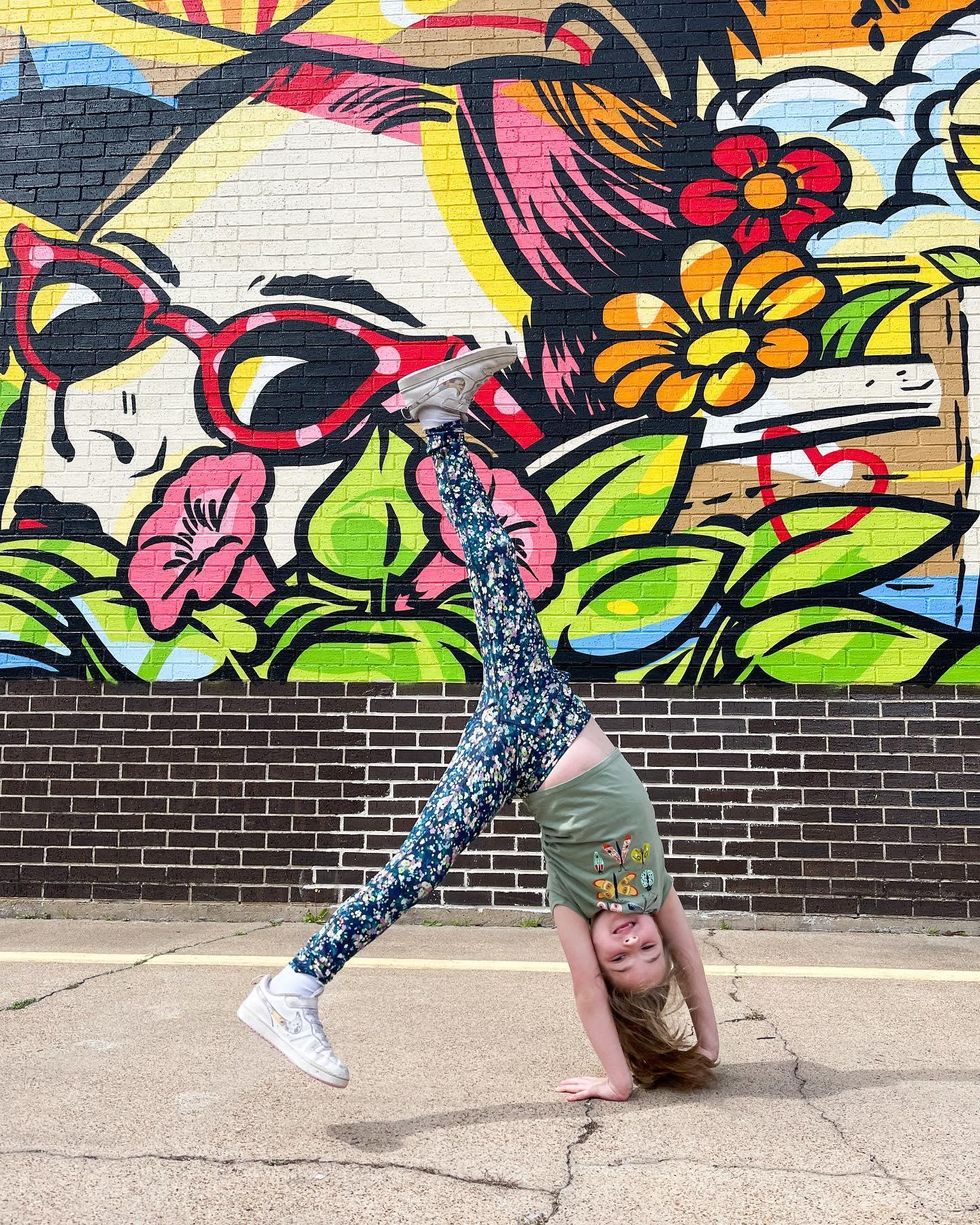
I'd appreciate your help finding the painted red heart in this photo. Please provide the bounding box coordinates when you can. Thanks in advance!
[757,426,889,551]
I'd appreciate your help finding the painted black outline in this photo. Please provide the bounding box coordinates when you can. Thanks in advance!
[549,529,743,674]
[725,490,976,613]
[730,590,976,688]
[264,605,484,684]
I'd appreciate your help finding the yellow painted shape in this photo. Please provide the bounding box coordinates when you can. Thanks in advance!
[637,436,687,498]
[420,102,531,330]
[295,0,459,41]
[3,950,979,983]
[953,134,980,165]
[27,283,73,334]
[818,256,947,360]
[0,0,235,69]
[900,466,967,485]
[227,356,264,413]
[606,599,639,617]
[953,169,980,204]
[106,99,299,246]
[620,517,658,535]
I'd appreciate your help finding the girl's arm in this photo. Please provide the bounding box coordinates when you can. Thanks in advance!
[654,886,719,1062]
[552,905,633,1102]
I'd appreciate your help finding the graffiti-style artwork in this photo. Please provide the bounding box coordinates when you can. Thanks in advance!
[2,0,980,684]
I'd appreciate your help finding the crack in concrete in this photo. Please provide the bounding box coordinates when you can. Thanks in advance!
[759,1009,927,1209]
[0,1146,545,1194]
[1,922,280,1013]
[529,1100,599,1225]
[702,933,741,1007]
[726,966,932,1216]
[610,1155,941,1184]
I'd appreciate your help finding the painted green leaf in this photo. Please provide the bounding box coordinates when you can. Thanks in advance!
[923,246,980,284]
[0,579,73,668]
[615,644,697,684]
[537,540,727,657]
[264,592,363,664]
[545,434,688,549]
[937,644,980,682]
[735,502,960,609]
[0,537,119,592]
[735,605,944,684]
[304,430,425,582]
[73,589,257,682]
[272,617,480,682]
[0,379,20,430]
[820,284,916,360]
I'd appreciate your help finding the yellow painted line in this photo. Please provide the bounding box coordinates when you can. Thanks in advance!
[726,964,980,984]
[2,952,141,965]
[0,951,978,983]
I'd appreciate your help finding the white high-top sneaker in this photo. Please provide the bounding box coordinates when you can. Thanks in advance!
[398,342,519,421]
[238,975,349,1087]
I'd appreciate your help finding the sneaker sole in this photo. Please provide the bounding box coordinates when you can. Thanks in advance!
[396,342,519,395]
[237,996,350,1088]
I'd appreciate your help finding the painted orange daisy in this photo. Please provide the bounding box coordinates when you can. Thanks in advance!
[596,241,826,417]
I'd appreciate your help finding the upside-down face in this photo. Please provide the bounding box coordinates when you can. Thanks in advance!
[590,911,668,993]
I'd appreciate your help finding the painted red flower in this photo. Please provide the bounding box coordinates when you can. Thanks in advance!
[680,132,847,253]
[127,451,273,632]
[414,455,557,602]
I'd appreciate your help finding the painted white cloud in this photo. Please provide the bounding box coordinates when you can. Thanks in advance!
[712,5,980,212]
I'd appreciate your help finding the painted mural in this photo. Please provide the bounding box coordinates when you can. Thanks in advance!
[2,0,980,684]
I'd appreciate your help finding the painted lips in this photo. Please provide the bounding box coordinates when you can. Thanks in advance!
[12,488,104,537]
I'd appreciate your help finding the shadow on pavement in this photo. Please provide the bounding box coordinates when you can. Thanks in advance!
[323,1060,980,1152]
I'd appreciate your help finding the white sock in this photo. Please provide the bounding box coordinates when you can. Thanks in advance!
[417,405,465,430]
[269,966,322,998]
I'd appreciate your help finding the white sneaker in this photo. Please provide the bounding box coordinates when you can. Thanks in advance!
[237,974,349,1088]
[398,343,519,420]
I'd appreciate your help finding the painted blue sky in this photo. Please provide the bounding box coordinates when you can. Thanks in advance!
[0,40,173,105]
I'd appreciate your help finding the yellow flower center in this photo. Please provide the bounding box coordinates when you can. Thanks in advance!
[686,326,753,369]
[743,171,789,211]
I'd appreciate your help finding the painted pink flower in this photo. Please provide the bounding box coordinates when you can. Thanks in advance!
[127,451,272,632]
[414,455,557,602]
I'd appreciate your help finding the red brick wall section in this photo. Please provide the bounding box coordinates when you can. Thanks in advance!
[0,681,977,921]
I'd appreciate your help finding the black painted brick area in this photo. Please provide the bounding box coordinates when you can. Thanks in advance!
[0,681,977,921]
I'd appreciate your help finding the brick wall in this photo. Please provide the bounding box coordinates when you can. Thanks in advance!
[1,681,975,922]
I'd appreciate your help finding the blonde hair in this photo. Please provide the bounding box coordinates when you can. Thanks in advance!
[606,963,716,1091]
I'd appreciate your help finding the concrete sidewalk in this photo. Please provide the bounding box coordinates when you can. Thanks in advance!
[0,920,977,1225]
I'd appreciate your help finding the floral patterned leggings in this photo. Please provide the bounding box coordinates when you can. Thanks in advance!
[290,421,592,983]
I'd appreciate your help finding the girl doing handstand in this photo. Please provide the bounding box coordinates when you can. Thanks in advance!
[239,346,719,1102]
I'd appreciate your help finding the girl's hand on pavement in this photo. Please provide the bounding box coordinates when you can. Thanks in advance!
[555,1076,632,1103]
[697,1044,720,1067]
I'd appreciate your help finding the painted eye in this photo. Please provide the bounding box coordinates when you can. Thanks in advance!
[31,282,100,330]
[227,356,308,426]
[221,319,378,432]
[28,272,148,382]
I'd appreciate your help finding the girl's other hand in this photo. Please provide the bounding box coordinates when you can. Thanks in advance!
[697,1044,720,1067]
[555,1076,633,1103]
